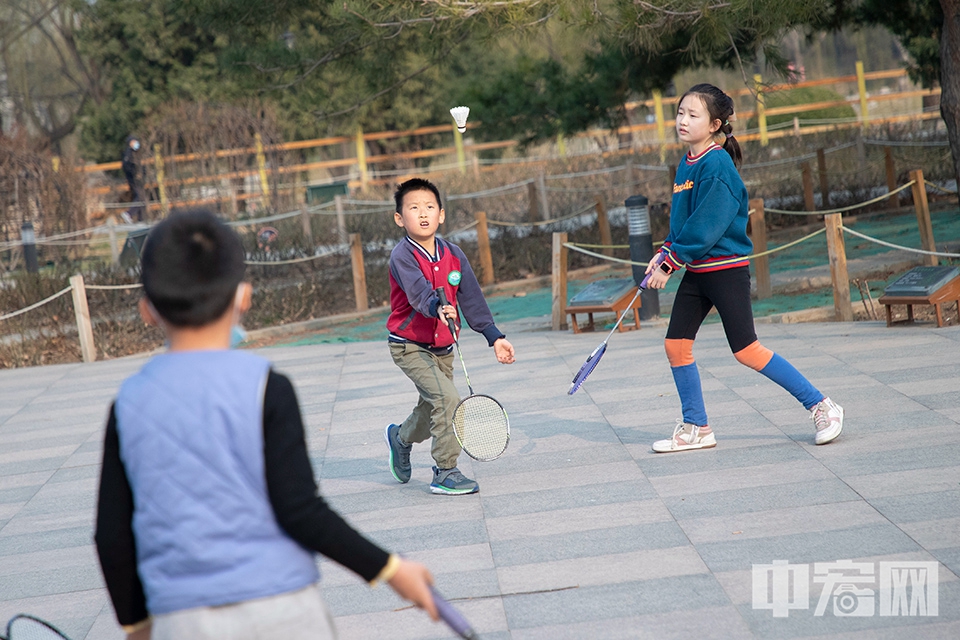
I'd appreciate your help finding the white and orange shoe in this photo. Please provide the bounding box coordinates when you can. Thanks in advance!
[811,397,844,445]
[652,420,716,453]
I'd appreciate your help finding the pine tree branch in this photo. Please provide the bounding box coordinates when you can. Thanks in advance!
[235,34,366,91]
[632,1,732,19]
[314,30,470,120]
[728,32,754,95]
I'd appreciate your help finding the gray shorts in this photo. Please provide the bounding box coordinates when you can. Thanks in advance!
[151,584,337,640]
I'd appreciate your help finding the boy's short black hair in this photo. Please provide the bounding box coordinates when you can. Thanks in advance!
[140,209,246,327]
[394,178,442,213]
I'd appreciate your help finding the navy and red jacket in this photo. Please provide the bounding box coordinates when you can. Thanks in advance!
[388,236,504,351]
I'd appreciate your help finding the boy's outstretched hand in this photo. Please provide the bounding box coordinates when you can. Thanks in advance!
[494,337,515,364]
[388,559,438,620]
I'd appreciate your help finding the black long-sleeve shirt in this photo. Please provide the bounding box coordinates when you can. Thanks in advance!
[94,370,390,625]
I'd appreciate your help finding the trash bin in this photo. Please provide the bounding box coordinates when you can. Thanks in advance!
[305,181,349,204]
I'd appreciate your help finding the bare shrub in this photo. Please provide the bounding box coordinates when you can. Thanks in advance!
[142,101,297,220]
[0,131,87,265]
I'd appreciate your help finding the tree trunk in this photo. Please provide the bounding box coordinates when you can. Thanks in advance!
[941,0,960,189]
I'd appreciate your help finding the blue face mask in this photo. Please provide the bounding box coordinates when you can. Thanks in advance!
[132,140,140,151]
[229,284,250,348]
[230,324,248,349]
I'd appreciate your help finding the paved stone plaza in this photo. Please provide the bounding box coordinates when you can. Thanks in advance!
[1,318,959,639]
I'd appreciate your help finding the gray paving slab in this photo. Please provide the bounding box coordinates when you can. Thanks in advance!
[499,575,730,627]
[661,477,862,519]
[2,320,960,638]
[509,605,754,640]
[479,479,659,518]
[489,522,689,567]
[696,523,923,574]
[932,546,960,576]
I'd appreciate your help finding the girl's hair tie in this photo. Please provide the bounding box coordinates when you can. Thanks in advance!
[725,132,733,139]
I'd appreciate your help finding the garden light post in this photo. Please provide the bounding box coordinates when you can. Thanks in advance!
[21,222,38,273]
[626,194,659,319]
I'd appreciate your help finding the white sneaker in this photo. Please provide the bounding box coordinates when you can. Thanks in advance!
[652,420,716,453]
[811,397,843,445]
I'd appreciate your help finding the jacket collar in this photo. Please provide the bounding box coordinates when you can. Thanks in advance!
[685,143,723,165]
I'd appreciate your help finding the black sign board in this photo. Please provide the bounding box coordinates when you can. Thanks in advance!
[568,278,636,308]
[119,228,150,267]
[883,266,960,297]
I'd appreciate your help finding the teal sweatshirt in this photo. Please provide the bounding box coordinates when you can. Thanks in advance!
[660,143,752,272]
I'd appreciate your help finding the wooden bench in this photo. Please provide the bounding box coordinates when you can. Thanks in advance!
[878,275,960,328]
[567,287,643,334]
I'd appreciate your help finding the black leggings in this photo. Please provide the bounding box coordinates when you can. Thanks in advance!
[665,266,757,353]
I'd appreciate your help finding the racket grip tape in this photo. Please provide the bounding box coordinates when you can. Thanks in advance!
[435,288,458,339]
[638,252,665,289]
[430,586,479,639]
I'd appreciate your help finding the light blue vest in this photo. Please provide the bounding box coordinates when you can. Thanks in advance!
[115,350,319,615]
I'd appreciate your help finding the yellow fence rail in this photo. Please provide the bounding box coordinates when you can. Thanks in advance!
[71,63,940,219]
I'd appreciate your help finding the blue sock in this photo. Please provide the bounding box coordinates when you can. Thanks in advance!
[759,353,823,410]
[671,363,708,426]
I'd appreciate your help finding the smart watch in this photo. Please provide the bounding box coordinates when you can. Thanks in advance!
[659,261,674,275]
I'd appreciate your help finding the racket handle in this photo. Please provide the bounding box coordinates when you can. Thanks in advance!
[638,252,665,289]
[435,287,458,339]
[430,586,479,640]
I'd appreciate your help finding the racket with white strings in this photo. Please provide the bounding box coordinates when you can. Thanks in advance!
[2,614,72,640]
[437,288,510,461]
[568,254,663,395]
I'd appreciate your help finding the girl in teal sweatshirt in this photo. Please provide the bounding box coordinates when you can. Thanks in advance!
[644,84,844,452]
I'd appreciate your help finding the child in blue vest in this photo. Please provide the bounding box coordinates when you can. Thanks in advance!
[385,178,515,494]
[644,84,844,452]
[95,209,438,640]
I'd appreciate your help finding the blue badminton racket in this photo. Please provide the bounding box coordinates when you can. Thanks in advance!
[568,255,663,395]
[431,586,479,639]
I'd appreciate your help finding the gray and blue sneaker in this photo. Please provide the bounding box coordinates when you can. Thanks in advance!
[430,466,479,495]
[385,423,412,483]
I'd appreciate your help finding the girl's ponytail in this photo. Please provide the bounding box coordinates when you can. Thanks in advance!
[723,135,742,169]
[719,116,743,169]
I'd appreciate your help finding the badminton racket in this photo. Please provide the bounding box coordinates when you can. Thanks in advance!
[2,614,72,640]
[437,288,510,461]
[567,254,663,395]
[430,586,479,640]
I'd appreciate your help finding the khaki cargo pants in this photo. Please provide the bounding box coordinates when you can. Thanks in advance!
[389,342,462,469]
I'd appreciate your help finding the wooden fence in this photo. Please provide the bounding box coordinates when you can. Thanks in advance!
[548,169,942,330]
[63,63,939,220]
[8,132,946,282]
[8,165,951,364]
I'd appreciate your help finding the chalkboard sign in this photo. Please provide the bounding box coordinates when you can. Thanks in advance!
[568,278,636,307]
[883,266,960,297]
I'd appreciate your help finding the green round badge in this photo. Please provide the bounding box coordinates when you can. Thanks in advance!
[447,270,462,285]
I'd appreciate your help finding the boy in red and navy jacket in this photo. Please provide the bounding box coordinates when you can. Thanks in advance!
[385,178,515,495]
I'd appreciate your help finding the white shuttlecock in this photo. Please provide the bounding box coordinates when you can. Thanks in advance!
[450,106,470,133]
